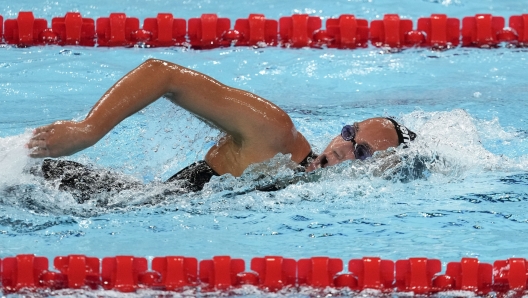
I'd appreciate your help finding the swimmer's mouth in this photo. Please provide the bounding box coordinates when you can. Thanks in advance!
[319,155,329,168]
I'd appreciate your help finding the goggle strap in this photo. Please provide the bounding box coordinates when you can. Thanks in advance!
[385,117,416,147]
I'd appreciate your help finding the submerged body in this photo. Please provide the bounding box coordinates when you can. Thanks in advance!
[27,59,414,192]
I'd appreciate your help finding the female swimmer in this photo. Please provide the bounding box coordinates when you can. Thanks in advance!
[27,59,416,192]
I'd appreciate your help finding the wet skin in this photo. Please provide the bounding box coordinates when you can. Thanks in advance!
[306,118,400,172]
[26,59,400,177]
[26,59,311,177]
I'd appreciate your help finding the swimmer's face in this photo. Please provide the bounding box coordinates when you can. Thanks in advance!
[306,117,399,172]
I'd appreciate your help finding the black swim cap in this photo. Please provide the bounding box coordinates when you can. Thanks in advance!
[385,118,417,147]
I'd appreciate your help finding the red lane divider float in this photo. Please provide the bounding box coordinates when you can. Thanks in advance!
[510,14,528,45]
[462,14,507,48]
[188,13,231,49]
[493,258,528,292]
[101,256,149,292]
[96,13,141,47]
[51,12,95,46]
[2,255,528,294]
[247,256,296,290]
[279,14,322,48]
[417,14,460,48]
[4,12,48,46]
[233,13,278,47]
[56,255,100,289]
[311,14,369,49]
[370,14,413,48]
[95,12,188,47]
[1,12,528,49]
[199,256,245,290]
[1,255,49,292]
[395,258,441,294]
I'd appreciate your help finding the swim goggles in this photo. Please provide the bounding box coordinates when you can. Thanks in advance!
[341,118,417,160]
[341,124,373,160]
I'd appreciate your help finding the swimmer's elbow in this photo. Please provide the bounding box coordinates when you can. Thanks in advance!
[142,59,181,76]
[144,58,169,67]
[142,59,186,95]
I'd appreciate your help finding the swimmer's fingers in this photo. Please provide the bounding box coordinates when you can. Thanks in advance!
[27,139,50,158]
[30,130,50,141]
[30,147,50,158]
[32,125,52,136]
[26,131,49,147]
[26,130,52,157]
[27,137,47,149]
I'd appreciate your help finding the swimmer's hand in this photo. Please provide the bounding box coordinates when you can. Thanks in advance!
[26,121,96,158]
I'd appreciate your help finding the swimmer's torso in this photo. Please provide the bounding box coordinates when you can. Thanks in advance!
[205,132,312,177]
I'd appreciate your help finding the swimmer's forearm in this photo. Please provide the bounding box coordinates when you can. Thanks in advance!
[81,58,243,141]
[80,58,295,149]
[29,59,298,158]
[82,59,174,141]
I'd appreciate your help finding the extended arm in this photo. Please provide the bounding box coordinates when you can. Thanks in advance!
[27,59,304,159]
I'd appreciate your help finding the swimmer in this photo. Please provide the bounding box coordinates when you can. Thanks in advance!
[26,59,416,193]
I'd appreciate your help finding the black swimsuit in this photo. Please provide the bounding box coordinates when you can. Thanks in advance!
[40,151,318,202]
[165,151,318,191]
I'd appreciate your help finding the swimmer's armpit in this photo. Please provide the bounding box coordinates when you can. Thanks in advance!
[162,92,176,100]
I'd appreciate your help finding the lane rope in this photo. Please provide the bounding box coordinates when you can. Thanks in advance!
[0,255,527,294]
[1,12,527,49]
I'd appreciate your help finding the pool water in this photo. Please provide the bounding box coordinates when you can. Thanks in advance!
[1,0,528,288]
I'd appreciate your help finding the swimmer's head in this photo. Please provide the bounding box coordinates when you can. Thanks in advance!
[306,117,416,171]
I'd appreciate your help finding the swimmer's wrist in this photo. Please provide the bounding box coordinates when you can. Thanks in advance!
[78,120,104,146]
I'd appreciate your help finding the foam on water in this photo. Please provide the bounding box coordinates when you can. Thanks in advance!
[404,109,528,173]
[1,109,526,216]
[0,131,34,186]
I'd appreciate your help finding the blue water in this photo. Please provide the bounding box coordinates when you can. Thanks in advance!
[1,0,528,292]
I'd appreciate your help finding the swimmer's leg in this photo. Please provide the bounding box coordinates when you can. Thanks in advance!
[165,160,218,192]
[41,159,140,203]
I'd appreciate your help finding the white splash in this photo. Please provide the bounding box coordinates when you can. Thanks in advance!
[402,109,528,173]
[0,130,36,186]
